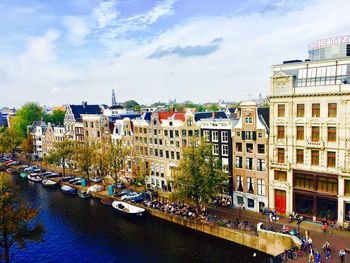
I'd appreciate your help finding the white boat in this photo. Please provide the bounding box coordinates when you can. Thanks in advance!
[42,179,58,188]
[112,201,146,216]
[61,185,77,195]
[27,173,42,182]
[78,190,91,198]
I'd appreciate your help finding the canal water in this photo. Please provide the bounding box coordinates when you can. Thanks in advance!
[10,176,270,263]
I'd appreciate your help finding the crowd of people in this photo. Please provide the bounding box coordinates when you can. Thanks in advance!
[213,196,231,207]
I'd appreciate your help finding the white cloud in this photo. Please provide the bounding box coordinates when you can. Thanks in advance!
[92,0,119,29]
[63,16,91,46]
[14,5,43,13]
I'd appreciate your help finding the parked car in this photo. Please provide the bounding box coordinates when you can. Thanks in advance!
[6,168,18,174]
[144,189,158,200]
[114,189,133,197]
[116,181,126,189]
[8,161,21,166]
[87,184,104,193]
[121,192,139,201]
[3,160,14,165]
[130,193,145,203]
[90,177,102,183]
[24,166,38,172]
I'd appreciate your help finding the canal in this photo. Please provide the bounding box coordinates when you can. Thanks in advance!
[10,175,270,263]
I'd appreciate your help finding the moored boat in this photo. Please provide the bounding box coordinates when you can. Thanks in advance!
[20,173,28,178]
[112,201,146,216]
[101,197,114,206]
[61,185,77,195]
[28,173,42,182]
[78,190,91,198]
[42,179,58,188]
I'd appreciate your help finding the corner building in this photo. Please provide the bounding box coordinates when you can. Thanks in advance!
[269,36,350,225]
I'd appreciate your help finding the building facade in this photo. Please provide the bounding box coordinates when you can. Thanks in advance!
[232,102,269,213]
[269,38,350,224]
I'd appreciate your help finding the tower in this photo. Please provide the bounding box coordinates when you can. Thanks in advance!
[111,89,117,106]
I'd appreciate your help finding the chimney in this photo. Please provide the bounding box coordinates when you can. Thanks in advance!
[82,101,87,108]
[212,111,216,118]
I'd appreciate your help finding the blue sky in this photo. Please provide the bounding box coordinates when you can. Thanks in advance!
[1,0,350,107]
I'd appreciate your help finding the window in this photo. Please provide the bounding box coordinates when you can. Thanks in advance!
[277,126,285,139]
[345,180,350,196]
[246,143,253,153]
[328,127,336,142]
[222,145,228,156]
[312,103,320,117]
[236,176,243,192]
[237,196,244,205]
[222,164,229,173]
[246,158,254,170]
[221,131,228,142]
[328,103,337,118]
[311,150,319,166]
[236,143,242,152]
[248,198,255,208]
[257,179,265,196]
[245,131,254,140]
[274,171,287,181]
[213,144,219,155]
[212,131,218,142]
[182,130,187,137]
[235,156,243,168]
[295,174,313,190]
[245,117,253,124]
[317,177,337,194]
[154,129,157,135]
[176,152,180,160]
[311,126,320,142]
[278,104,285,117]
[296,149,304,164]
[258,132,263,138]
[203,130,209,141]
[246,177,254,194]
[297,104,305,117]
[277,148,285,163]
[175,130,179,137]
[169,130,174,138]
[296,126,304,140]
[257,159,266,171]
[166,151,169,159]
[327,151,336,168]
[258,144,265,154]
[171,151,175,159]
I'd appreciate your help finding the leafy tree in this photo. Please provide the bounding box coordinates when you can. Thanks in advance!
[134,158,148,189]
[72,141,97,186]
[0,175,44,263]
[123,100,139,110]
[134,105,142,112]
[103,139,130,189]
[207,104,220,112]
[0,129,21,156]
[44,109,65,125]
[44,139,75,177]
[150,101,166,107]
[20,135,34,164]
[11,102,45,139]
[173,139,226,215]
[196,104,206,112]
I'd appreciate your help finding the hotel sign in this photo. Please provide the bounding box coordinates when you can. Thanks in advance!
[308,35,350,51]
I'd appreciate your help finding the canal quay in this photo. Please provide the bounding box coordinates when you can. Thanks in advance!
[9,174,270,263]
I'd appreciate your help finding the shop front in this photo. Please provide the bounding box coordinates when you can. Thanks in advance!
[293,170,338,221]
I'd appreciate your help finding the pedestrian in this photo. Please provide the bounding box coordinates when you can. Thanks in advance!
[305,230,310,240]
[308,247,315,263]
[315,250,321,263]
[307,237,313,248]
[339,249,346,263]
[322,241,331,259]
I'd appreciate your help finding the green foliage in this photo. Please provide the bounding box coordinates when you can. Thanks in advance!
[173,139,226,214]
[124,100,139,110]
[0,128,21,155]
[134,158,148,189]
[150,101,166,107]
[44,139,75,177]
[0,176,44,263]
[207,104,220,112]
[72,141,97,185]
[134,105,142,112]
[44,109,65,125]
[12,102,45,139]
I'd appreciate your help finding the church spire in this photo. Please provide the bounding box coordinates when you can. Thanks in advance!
[112,89,117,106]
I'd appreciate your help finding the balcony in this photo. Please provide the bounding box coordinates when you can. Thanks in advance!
[306,140,324,149]
[270,161,290,170]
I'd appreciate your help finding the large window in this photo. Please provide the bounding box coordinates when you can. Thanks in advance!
[222,145,228,156]
[257,179,265,196]
[328,127,336,142]
[246,143,253,153]
[275,171,287,181]
[297,65,347,87]
[236,176,243,192]
[327,151,336,168]
[246,177,254,194]
[328,103,337,118]
[297,126,304,140]
[246,158,254,170]
[236,143,242,152]
[221,131,228,142]
[296,149,304,164]
[345,202,350,221]
[203,130,210,141]
[277,126,285,139]
[317,177,338,194]
[295,174,313,190]
[212,131,218,142]
[236,156,243,168]
[257,159,266,171]
[212,144,219,155]
[345,180,350,196]
[311,126,320,142]
[312,103,320,117]
[278,104,285,117]
[277,148,285,163]
[297,104,305,117]
[311,150,319,166]
[258,144,265,154]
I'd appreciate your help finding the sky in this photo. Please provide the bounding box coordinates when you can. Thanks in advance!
[1,0,350,108]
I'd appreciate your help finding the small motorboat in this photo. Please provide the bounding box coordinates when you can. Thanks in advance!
[60,175,75,182]
[20,173,28,178]
[61,185,77,195]
[28,173,42,182]
[42,179,58,188]
[78,190,91,198]
[112,201,146,216]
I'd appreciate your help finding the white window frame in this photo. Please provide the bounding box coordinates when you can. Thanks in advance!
[257,179,265,196]
[221,131,228,142]
[222,145,228,156]
[212,131,218,142]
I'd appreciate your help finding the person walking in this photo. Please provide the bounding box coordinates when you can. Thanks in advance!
[322,241,331,259]
[315,250,321,263]
[339,249,346,263]
[308,247,315,263]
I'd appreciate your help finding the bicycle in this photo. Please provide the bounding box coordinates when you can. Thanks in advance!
[320,227,332,235]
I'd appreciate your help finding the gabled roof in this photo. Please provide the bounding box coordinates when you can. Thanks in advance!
[227,108,236,113]
[158,112,175,123]
[140,112,152,121]
[108,114,141,122]
[170,113,185,122]
[28,120,47,133]
[194,111,228,121]
[69,104,102,121]
[257,107,270,133]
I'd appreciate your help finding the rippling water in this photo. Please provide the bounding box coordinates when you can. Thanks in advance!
[9,176,269,263]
